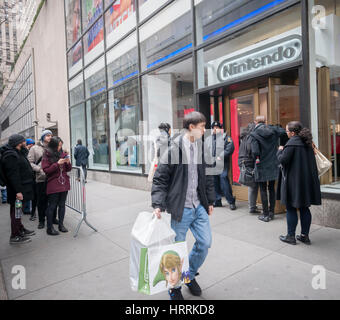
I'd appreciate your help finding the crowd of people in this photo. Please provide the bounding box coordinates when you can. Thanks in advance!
[0,130,85,244]
[151,111,321,300]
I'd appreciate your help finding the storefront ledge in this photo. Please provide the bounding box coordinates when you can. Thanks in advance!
[87,170,151,192]
[310,199,340,230]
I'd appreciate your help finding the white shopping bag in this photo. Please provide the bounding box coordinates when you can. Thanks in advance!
[129,211,176,292]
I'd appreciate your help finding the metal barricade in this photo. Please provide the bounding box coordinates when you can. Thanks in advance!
[66,166,97,237]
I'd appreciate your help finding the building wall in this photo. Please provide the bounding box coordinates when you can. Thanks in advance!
[0,0,70,150]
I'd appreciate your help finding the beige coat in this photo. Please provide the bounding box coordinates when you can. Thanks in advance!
[28,141,47,183]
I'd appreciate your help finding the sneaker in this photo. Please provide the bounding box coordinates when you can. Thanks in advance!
[296,234,311,245]
[258,214,270,222]
[185,278,202,296]
[20,228,35,237]
[10,236,32,244]
[229,203,236,210]
[168,287,184,300]
[279,234,296,245]
[213,200,222,207]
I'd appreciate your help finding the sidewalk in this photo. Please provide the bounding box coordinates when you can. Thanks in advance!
[0,179,339,300]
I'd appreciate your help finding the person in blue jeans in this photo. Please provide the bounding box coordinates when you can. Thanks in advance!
[152,111,215,300]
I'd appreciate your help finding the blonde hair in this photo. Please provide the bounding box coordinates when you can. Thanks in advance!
[160,254,181,286]
[255,115,266,124]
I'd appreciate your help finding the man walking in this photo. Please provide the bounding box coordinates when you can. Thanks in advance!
[0,134,35,244]
[28,129,58,229]
[152,111,215,300]
[74,139,90,182]
[206,121,236,210]
[250,116,286,222]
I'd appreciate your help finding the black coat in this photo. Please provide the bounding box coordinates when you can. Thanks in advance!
[250,123,286,182]
[1,145,34,204]
[151,135,215,222]
[74,144,90,166]
[238,133,259,170]
[276,136,321,208]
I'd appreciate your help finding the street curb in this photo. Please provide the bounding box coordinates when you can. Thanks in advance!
[0,264,8,300]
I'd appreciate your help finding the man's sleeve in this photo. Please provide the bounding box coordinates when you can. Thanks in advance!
[220,137,234,158]
[28,147,40,173]
[3,155,23,194]
[205,173,215,205]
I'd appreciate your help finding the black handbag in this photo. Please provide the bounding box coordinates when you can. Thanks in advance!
[238,161,255,187]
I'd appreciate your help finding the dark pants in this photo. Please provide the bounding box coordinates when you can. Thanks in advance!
[46,192,68,230]
[286,205,312,236]
[77,164,87,181]
[214,169,235,205]
[259,180,276,214]
[36,182,48,223]
[10,203,24,237]
[31,182,37,216]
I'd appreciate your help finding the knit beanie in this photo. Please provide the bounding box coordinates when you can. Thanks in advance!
[41,129,53,142]
[8,134,25,148]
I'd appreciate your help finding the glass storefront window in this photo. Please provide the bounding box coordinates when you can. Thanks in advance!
[139,0,192,71]
[86,92,110,170]
[138,0,168,22]
[83,18,104,65]
[65,0,81,48]
[106,32,138,87]
[69,73,84,106]
[108,79,141,172]
[84,56,106,98]
[142,57,194,172]
[82,0,103,31]
[105,0,137,48]
[70,103,86,163]
[67,40,83,78]
[197,4,301,88]
[194,0,289,45]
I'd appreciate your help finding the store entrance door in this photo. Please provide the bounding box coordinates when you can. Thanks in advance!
[201,73,300,212]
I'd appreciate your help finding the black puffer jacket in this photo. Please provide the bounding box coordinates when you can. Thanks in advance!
[1,144,34,204]
[250,123,286,182]
[151,135,215,222]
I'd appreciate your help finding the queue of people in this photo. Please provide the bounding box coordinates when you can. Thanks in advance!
[0,130,74,244]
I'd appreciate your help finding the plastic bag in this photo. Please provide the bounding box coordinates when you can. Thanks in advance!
[129,211,176,292]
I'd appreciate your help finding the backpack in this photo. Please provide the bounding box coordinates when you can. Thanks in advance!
[0,146,8,187]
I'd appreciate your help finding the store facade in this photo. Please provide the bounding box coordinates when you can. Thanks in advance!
[64,0,340,224]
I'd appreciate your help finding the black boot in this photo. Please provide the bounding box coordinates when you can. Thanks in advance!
[58,225,68,233]
[258,213,270,222]
[47,227,59,236]
[269,211,275,220]
[296,234,311,245]
[279,234,296,245]
[38,221,45,229]
[213,200,222,207]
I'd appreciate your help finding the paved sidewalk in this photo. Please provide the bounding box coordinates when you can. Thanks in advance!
[0,179,339,300]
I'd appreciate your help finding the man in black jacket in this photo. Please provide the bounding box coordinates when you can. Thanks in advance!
[206,121,236,210]
[74,139,90,182]
[152,111,215,300]
[1,134,35,244]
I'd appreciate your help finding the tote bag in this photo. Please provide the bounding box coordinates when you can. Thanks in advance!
[314,147,332,177]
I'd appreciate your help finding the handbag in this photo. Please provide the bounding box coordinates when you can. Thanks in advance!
[238,161,255,186]
[313,145,332,177]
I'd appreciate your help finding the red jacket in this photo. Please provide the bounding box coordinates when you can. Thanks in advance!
[42,150,72,195]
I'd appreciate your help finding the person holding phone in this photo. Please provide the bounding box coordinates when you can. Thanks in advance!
[42,137,72,235]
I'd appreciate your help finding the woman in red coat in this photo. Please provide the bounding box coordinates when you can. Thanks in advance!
[42,137,72,235]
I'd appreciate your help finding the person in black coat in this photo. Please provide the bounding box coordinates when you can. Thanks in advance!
[74,139,90,182]
[152,111,215,300]
[0,134,35,244]
[250,116,287,222]
[277,121,321,245]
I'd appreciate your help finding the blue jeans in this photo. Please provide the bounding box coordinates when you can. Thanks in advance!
[171,205,212,281]
[286,205,312,236]
[1,189,7,203]
[214,169,235,204]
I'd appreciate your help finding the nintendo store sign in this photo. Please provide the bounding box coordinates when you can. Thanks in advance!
[208,34,302,85]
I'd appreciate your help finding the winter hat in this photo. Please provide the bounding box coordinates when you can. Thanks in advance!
[153,250,181,287]
[211,121,222,129]
[26,138,35,145]
[41,129,52,142]
[8,134,25,148]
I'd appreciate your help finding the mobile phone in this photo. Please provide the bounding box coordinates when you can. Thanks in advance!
[64,155,70,159]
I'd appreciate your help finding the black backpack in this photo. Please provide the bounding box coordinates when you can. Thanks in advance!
[0,145,8,187]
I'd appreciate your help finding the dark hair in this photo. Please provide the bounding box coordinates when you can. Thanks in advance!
[47,137,63,163]
[77,139,82,145]
[183,111,206,130]
[240,122,255,139]
[158,123,171,134]
[287,121,313,147]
